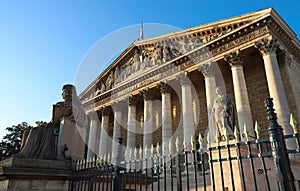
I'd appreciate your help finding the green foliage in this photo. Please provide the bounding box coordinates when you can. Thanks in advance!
[0,122,33,160]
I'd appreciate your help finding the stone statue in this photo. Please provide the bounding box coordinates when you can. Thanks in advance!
[100,81,106,94]
[143,51,151,69]
[114,66,120,82]
[212,87,235,141]
[106,71,114,89]
[133,49,141,72]
[152,45,162,65]
[169,41,181,58]
[162,42,171,62]
[17,84,87,160]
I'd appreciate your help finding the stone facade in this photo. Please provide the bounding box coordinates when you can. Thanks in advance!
[80,8,300,160]
[0,7,299,191]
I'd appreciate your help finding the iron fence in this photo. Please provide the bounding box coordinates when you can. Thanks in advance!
[69,98,300,191]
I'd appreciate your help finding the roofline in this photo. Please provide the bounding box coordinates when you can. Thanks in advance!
[79,7,299,98]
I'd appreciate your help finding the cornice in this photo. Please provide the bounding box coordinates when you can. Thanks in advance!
[266,17,300,62]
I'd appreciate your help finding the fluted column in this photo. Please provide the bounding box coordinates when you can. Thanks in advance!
[112,101,123,162]
[99,107,110,157]
[255,36,296,149]
[177,72,195,151]
[126,95,136,160]
[140,88,153,151]
[157,82,172,154]
[224,50,254,141]
[199,62,217,143]
[87,116,98,159]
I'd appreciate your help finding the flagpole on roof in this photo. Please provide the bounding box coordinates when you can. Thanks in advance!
[140,21,144,40]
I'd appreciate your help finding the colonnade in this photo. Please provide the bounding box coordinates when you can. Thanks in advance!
[86,36,296,159]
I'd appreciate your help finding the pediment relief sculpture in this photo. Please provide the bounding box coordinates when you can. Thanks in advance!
[89,20,254,100]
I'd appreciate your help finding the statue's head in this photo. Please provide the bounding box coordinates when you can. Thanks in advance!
[62,84,77,103]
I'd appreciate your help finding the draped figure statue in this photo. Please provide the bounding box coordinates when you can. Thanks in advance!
[17,84,88,160]
[212,87,235,141]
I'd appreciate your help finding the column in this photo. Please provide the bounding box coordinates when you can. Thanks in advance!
[255,36,296,149]
[87,115,98,159]
[126,95,136,159]
[112,101,123,162]
[199,62,217,143]
[177,72,195,151]
[98,107,110,158]
[157,82,172,154]
[224,50,255,141]
[140,88,153,151]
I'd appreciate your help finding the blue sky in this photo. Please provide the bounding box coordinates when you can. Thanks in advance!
[0,0,299,138]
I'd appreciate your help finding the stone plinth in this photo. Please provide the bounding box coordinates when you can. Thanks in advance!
[0,157,73,191]
[210,141,278,191]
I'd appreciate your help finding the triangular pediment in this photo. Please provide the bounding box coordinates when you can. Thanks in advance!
[80,8,297,102]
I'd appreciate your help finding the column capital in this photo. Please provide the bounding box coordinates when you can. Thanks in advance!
[224,50,243,67]
[254,36,278,56]
[111,101,123,112]
[198,61,215,77]
[100,106,110,116]
[139,88,153,101]
[176,71,190,86]
[157,81,170,94]
[87,111,98,120]
[127,95,136,106]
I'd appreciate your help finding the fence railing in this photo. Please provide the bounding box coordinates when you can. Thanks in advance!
[69,98,300,191]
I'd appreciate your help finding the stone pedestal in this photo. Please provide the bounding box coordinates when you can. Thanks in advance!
[210,141,278,191]
[57,117,86,160]
[0,157,73,191]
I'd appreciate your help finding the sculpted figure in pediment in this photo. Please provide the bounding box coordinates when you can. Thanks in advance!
[114,66,121,83]
[95,81,105,95]
[99,81,106,94]
[169,41,181,58]
[106,71,114,89]
[124,59,135,79]
[190,38,202,49]
[133,49,141,72]
[184,38,193,52]
[142,50,152,69]
[152,45,162,65]
[162,42,171,62]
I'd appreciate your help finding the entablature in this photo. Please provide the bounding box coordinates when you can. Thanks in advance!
[80,9,300,112]
[82,21,273,112]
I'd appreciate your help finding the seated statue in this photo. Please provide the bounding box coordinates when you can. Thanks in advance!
[212,87,235,141]
[17,84,87,160]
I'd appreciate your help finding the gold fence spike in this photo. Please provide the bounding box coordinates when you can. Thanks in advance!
[255,121,261,139]
[198,133,203,149]
[175,137,180,152]
[244,123,249,141]
[234,125,239,141]
[156,142,160,156]
[290,113,298,134]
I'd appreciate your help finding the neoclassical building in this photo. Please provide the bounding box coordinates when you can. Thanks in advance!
[79,8,300,159]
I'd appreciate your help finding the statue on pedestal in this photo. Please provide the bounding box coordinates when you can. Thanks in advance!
[17,84,88,160]
[212,87,235,141]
